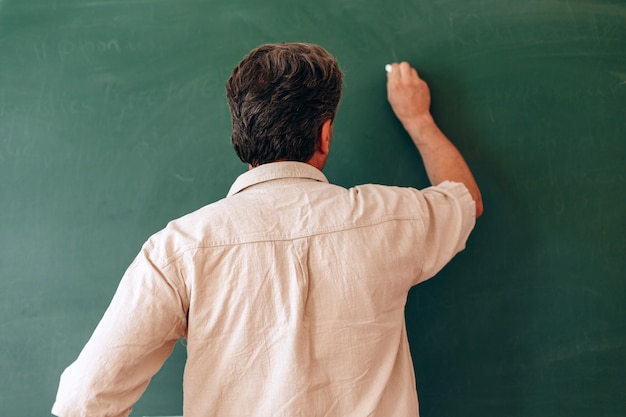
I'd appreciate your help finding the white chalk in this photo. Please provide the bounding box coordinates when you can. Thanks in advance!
[385,64,392,73]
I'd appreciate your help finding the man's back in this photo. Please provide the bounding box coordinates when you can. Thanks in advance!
[149,162,475,416]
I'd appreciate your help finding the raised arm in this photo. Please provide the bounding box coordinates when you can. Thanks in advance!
[387,62,483,218]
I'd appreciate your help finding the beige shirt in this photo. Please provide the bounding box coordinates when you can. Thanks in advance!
[53,161,476,417]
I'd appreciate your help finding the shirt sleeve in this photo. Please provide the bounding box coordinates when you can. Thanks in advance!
[51,246,188,417]
[415,180,477,283]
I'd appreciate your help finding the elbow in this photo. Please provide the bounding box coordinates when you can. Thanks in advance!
[476,204,484,219]
[474,197,484,219]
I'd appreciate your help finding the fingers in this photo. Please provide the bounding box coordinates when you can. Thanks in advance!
[399,62,415,79]
[386,62,419,80]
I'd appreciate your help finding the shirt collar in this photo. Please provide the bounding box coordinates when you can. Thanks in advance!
[227,161,329,197]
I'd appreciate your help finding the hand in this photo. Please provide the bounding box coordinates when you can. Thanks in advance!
[386,62,433,131]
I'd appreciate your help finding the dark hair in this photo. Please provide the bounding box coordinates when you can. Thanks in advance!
[226,43,343,167]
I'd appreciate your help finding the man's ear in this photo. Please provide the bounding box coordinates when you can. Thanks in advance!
[319,119,333,155]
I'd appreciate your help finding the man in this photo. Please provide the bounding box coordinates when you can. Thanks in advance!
[53,43,482,417]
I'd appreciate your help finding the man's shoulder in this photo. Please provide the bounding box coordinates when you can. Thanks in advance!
[349,180,474,221]
[349,182,423,204]
[140,197,235,262]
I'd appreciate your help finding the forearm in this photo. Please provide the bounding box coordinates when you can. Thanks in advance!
[403,114,483,218]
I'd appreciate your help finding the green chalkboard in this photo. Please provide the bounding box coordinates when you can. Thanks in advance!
[1,0,624,416]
